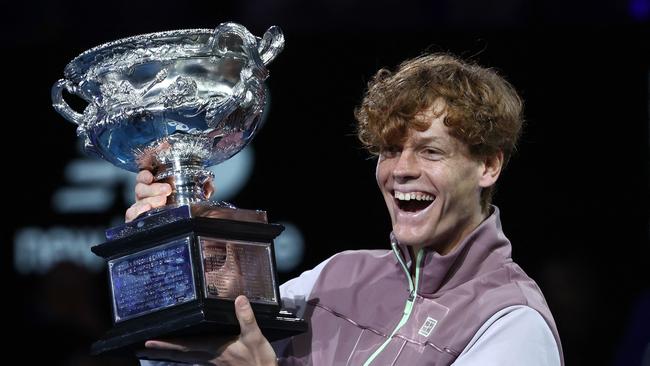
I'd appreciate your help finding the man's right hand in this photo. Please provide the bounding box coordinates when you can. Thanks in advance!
[125,170,172,223]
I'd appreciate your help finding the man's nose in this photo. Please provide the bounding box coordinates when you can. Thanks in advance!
[393,150,420,181]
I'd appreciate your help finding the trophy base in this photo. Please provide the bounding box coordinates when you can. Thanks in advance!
[91,204,307,357]
[91,300,307,356]
[106,202,269,241]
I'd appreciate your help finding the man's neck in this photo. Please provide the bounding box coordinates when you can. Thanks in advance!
[409,210,489,263]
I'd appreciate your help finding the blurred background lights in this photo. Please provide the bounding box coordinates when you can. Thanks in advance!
[273,221,305,272]
[53,150,136,213]
[14,227,105,275]
[630,0,650,20]
[208,145,255,201]
[52,186,116,213]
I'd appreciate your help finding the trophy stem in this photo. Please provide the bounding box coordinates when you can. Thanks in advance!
[154,156,214,206]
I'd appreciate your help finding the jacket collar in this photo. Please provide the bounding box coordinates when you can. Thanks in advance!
[391,206,512,296]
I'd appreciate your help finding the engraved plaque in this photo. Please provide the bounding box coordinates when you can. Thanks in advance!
[109,237,196,322]
[200,237,277,305]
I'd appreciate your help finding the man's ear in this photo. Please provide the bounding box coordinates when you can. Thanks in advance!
[478,151,504,188]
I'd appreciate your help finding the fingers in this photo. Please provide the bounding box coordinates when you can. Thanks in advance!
[126,170,172,223]
[145,339,190,352]
[233,297,277,364]
[235,296,263,342]
[135,181,172,201]
[125,202,150,223]
[144,337,234,354]
[137,348,213,364]
[136,170,154,184]
[204,180,215,199]
[125,195,167,222]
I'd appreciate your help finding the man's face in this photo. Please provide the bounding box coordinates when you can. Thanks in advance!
[376,102,494,254]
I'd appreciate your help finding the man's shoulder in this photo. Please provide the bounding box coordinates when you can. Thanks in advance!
[452,305,562,366]
[483,260,549,309]
[280,249,396,298]
[327,248,393,263]
[279,249,392,314]
[446,260,560,349]
[460,260,546,311]
[314,248,397,280]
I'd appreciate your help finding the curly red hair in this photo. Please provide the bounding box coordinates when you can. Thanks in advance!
[355,53,524,210]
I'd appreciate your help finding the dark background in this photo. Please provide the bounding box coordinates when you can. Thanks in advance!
[6,0,649,365]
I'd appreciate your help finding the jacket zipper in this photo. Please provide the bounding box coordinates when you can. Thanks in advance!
[362,244,422,366]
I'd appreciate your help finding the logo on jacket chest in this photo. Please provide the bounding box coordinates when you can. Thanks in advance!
[418,316,438,337]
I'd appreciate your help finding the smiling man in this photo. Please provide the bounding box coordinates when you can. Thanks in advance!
[132,53,563,365]
[375,101,498,257]
[274,54,564,365]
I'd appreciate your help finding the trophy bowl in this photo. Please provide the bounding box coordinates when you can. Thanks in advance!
[51,22,306,357]
[53,22,283,206]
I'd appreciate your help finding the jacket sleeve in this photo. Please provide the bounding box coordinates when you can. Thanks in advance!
[452,305,562,366]
[272,254,336,360]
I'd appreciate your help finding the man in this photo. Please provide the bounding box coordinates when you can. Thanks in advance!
[132,53,563,365]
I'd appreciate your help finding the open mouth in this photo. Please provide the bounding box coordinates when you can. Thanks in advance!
[394,191,435,213]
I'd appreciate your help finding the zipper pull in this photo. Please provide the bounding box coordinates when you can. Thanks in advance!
[408,290,416,302]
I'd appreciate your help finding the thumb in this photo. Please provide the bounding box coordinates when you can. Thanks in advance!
[235,295,261,337]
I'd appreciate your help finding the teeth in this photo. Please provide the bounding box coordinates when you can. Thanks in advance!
[394,192,434,201]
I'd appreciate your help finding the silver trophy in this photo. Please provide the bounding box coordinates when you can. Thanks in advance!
[51,22,305,356]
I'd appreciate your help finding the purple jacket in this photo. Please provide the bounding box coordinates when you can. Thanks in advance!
[276,207,564,365]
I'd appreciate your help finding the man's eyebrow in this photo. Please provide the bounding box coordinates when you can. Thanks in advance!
[414,135,445,144]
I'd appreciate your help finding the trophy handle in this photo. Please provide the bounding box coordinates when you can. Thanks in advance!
[208,23,284,66]
[51,79,85,125]
[258,26,284,65]
[208,23,258,57]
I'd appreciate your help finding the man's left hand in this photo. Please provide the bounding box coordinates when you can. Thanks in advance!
[137,295,277,366]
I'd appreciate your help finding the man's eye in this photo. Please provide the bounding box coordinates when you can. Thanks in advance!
[422,148,442,159]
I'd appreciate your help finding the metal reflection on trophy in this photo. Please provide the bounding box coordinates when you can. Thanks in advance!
[52,22,306,356]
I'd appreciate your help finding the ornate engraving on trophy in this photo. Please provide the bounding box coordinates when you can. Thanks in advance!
[109,237,196,322]
[200,237,277,304]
